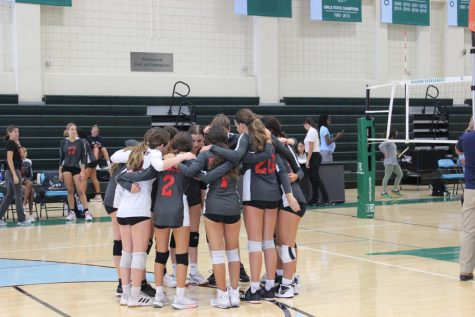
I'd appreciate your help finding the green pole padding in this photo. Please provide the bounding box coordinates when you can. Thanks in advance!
[357,117,375,219]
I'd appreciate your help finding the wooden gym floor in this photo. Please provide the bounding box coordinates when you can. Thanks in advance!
[1,186,473,317]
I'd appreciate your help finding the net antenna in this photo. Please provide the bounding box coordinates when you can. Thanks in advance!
[365,76,472,145]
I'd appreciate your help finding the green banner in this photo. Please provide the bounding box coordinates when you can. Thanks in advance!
[381,0,430,26]
[16,0,71,6]
[311,0,362,22]
[234,0,292,18]
[448,0,468,27]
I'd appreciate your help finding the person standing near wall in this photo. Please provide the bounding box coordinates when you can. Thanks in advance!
[457,118,475,281]
[303,117,329,206]
[379,129,403,199]
[0,125,30,227]
[318,114,343,163]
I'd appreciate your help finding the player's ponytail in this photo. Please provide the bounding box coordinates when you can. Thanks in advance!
[235,108,266,152]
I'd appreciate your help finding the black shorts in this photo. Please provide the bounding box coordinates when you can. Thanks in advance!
[155,225,180,229]
[204,213,241,224]
[280,202,307,218]
[243,200,279,210]
[186,181,202,207]
[117,216,150,226]
[62,166,81,176]
[87,161,98,169]
[104,205,117,215]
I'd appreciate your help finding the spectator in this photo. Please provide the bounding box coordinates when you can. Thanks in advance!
[318,114,343,163]
[20,146,35,222]
[87,125,111,169]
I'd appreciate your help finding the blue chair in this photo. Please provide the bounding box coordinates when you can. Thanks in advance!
[438,159,464,196]
[38,171,70,220]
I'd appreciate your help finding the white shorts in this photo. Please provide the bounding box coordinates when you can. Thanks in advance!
[182,195,190,227]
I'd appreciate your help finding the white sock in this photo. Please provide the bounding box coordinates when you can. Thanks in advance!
[282,277,292,286]
[155,286,163,294]
[189,263,198,275]
[250,282,260,293]
[107,160,111,167]
[172,264,177,276]
[176,287,185,299]
[131,286,141,300]
[265,279,275,291]
[276,269,283,276]
[122,284,131,298]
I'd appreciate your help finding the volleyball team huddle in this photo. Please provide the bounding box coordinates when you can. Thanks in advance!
[106,108,307,309]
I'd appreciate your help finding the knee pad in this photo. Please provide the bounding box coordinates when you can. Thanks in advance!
[113,240,122,256]
[247,240,263,253]
[280,245,296,264]
[169,233,176,249]
[120,251,132,268]
[263,240,275,250]
[189,232,199,248]
[155,251,169,265]
[146,239,153,255]
[176,253,189,266]
[131,252,147,270]
[211,250,226,265]
[225,248,240,263]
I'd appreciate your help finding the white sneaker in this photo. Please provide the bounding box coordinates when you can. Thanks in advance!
[17,220,32,227]
[65,211,76,221]
[0,219,7,227]
[172,296,198,310]
[153,291,170,308]
[91,195,102,202]
[228,287,240,307]
[163,273,177,288]
[275,284,294,298]
[210,289,231,309]
[128,292,154,307]
[292,274,301,295]
[120,295,129,306]
[188,272,208,285]
[85,212,93,222]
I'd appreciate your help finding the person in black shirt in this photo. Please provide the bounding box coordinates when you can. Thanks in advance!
[0,125,29,226]
[59,123,91,221]
[87,125,111,169]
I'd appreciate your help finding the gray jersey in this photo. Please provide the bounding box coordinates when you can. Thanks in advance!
[59,138,87,168]
[281,145,306,205]
[379,141,398,165]
[179,151,240,216]
[104,163,126,208]
[117,162,193,228]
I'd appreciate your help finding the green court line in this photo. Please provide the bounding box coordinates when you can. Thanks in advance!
[2,196,460,228]
[368,246,460,263]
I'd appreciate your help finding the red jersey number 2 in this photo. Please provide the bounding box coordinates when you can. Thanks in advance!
[254,154,276,175]
[220,176,228,189]
[161,175,175,197]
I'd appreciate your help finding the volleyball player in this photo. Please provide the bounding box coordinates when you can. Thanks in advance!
[59,123,92,221]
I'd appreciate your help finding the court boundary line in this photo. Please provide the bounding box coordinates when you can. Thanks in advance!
[13,285,71,316]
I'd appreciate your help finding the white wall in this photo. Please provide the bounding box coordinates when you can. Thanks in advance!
[0,0,471,101]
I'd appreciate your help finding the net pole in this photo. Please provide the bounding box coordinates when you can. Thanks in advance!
[386,84,396,139]
[405,83,409,143]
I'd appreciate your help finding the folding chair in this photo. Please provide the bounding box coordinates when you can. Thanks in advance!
[438,159,464,196]
[38,171,70,220]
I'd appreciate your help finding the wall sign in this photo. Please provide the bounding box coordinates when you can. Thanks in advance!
[130,53,173,73]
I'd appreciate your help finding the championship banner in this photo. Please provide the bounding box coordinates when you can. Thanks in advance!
[234,0,292,18]
[311,0,362,22]
[448,0,469,27]
[16,0,71,6]
[381,0,430,26]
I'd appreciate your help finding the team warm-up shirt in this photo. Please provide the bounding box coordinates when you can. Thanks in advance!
[179,151,241,216]
[281,145,306,206]
[82,138,96,164]
[87,135,105,148]
[210,133,272,165]
[59,138,87,168]
[112,148,163,218]
[456,131,475,189]
[6,140,22,170]
[117,159,194,228]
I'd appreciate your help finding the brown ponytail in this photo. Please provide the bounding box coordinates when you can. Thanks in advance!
[235,108,266,152]
[4,125,17,141]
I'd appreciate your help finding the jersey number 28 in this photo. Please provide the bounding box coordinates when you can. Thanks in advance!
[254,154,276,175]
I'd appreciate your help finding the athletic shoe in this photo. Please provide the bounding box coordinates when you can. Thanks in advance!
[65,211,76,221]
[210,289,231,309]
[460,274,474,281]
[240,263,250,282]
[120,292,129,306]
[26,214,36,223]
[391,190,404,197]
[275,275,282,288]
[91,195,103,202]
[153,291,170,308]
[292,274,301,295]
[188,272,208,285]
[116,280,123,297]
[275,284,294,298]
[85,212,93,222]
[381,192,392,199]
[172,296,198,310]
[163,273,177,288]
[261,288,275,301]
[207,271,216,286]
[228,287,240,307]
[17,220,32,227]
[242,287,261,304]
[0,219,7,227]
[128,293,154,307]
[141,281,156,297]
